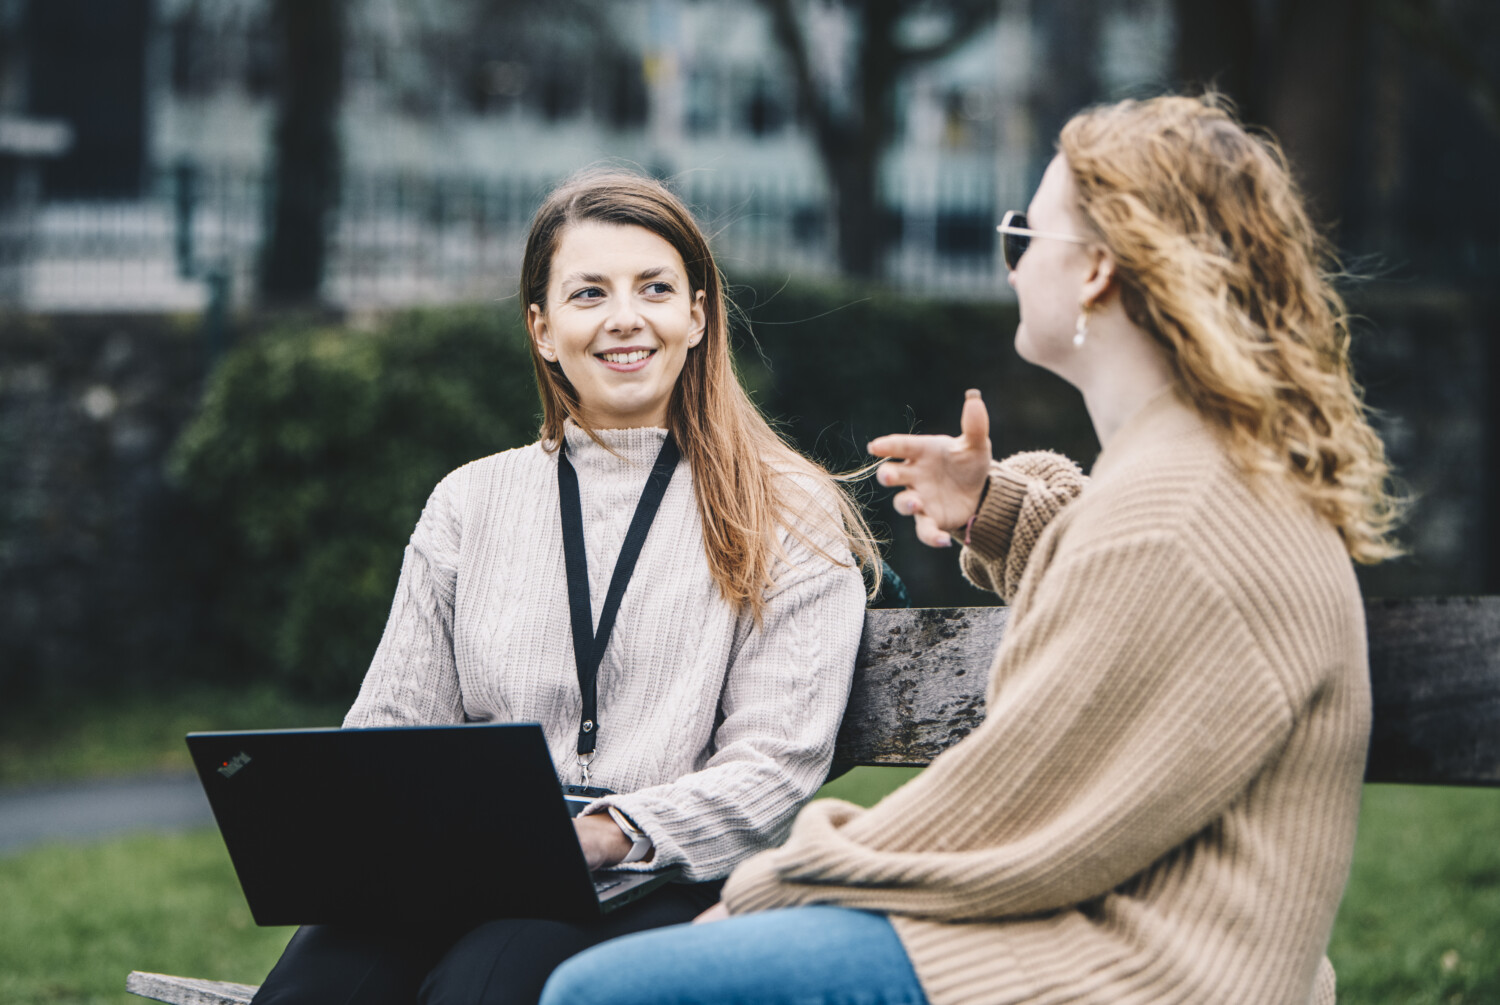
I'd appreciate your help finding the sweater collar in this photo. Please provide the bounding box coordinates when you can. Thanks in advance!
[560,420,673,479]
[1088,384,1204,481]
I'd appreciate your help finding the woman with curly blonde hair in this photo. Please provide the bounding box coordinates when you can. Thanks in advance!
[540,94,1400,1005]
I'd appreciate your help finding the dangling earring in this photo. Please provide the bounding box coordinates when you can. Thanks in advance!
[1073,306,1090,349]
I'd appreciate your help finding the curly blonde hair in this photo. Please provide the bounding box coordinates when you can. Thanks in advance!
[1059,94,1403,563]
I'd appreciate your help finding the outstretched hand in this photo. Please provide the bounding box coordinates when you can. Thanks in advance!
[868,389,993,549]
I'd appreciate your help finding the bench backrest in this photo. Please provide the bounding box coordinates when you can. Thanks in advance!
[833,597,1500,787]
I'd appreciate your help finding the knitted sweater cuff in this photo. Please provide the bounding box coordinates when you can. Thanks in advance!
[964,464,1030,563]
[720,847,805,914]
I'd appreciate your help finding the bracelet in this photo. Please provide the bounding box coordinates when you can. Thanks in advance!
[961,479,991,546]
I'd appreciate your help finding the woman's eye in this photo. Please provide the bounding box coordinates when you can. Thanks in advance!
[643,281,674,296]
[569,287,604,302]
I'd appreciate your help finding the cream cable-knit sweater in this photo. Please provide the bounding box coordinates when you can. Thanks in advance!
[344,423,866,882]
[722,388,1366,1005]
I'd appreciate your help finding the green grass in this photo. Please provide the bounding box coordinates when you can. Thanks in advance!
[0,686,348,788]
[4,778,1495,1005]
[1331,785,1500,1004]
[0,830,294,1005]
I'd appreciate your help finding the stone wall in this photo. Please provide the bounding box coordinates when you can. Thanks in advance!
[0,314,210,701]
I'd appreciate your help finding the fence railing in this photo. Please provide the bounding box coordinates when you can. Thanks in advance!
[0,163,1008,312]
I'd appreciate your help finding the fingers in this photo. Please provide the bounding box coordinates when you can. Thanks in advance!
[891,489,923,517]
[693,902,731,924]
[960,389,990,449]
[892,491,953,548]
[914,513,953,549]
[867,433,939,460]
[876,460,915,489]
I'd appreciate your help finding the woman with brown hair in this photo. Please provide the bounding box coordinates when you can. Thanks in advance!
[250,169,878,1005]
[539,94,1401,1005]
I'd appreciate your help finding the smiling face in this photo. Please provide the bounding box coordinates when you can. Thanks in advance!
[1008,155,1098,372]
[529,221,706,430]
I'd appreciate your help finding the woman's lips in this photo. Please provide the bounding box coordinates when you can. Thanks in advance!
[595,347,657,372]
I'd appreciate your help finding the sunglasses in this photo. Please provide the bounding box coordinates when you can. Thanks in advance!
[995,210,1091,270]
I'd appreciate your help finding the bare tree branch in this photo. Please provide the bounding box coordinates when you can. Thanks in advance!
[757,0,843,148]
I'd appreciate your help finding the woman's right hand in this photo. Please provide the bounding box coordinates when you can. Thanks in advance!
[868,389,993,548]
[693,901,730,924]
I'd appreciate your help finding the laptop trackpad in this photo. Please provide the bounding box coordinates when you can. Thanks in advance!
[592,867,680,912]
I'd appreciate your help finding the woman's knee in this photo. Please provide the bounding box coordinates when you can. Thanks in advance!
[541,907,926,1005]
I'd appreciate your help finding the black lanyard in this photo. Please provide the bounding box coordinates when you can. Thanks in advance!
[557,432,681,774]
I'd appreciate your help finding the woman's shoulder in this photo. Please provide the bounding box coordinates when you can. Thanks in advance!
[426,439,552,510]
[757,449,844,529]
[1070,419,1357,628]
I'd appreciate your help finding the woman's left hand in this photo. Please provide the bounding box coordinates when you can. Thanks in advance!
[694,901,731,924]
[573,813,632,871]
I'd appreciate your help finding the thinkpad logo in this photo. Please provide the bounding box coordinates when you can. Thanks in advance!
[217,751,252,778]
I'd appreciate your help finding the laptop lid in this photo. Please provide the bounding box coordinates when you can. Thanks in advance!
[186,723,677,927]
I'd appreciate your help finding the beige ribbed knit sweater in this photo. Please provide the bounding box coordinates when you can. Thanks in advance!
[722,389,1368,1005]
[344,423,866,881]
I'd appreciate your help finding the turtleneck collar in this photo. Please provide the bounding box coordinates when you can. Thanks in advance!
[560,419,672,478]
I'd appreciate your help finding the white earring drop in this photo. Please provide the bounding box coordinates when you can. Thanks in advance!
[1073,310,1089,349]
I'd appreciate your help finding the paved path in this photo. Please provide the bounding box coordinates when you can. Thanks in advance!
[0,772,213,856]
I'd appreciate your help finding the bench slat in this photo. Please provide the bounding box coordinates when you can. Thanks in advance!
[832,599,1500,786]
[1365,596,1500,786]
[831,606,1007,772]
[126,971,257,1005]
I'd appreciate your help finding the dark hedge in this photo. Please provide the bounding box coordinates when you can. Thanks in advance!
[170,282,1097,696]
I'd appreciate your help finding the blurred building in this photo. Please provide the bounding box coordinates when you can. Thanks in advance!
[0,0,1176,311]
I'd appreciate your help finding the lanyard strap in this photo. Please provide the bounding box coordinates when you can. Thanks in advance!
[557,432,680,764]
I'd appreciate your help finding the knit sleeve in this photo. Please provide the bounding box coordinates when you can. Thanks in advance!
[959,451,1086,601]
[343,469,467,728]
[592,485,866,881]
[722,532,1294,920]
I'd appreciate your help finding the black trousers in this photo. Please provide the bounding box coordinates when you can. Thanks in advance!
[250,881,723,1005]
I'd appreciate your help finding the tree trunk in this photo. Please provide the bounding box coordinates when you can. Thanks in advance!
[828,148,884,279]
[831,0,901,280]
[259,0,344,307]
[1170,0,1365,230]
[1031,0,1101,170]
[1262,0,1366,230]
[1172,0,1260,121]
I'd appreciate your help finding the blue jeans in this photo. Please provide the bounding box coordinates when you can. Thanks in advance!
[538,905,928,1005]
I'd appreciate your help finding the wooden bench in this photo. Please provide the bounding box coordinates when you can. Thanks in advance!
[127,596,1500,1004]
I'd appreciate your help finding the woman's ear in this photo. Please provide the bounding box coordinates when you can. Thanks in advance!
[1080,245,1116,311]
[529,304,557,361]
[687,289,706,347]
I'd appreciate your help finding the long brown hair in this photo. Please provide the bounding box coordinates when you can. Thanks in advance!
[521,169,880,616]
[1059,94,1403,563]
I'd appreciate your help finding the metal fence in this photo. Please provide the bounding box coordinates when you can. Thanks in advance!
[0,163,1008,313]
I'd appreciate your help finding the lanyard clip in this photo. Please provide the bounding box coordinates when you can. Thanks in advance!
[578,751,595,788]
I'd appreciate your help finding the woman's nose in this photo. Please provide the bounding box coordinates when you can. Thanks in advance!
[605,302,644,334]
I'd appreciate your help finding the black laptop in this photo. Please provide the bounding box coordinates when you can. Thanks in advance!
[185,723,679,927]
